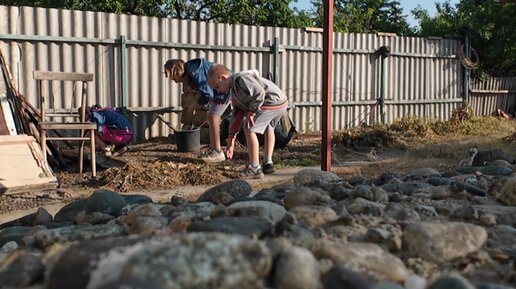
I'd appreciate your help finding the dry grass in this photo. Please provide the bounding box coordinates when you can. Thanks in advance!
[332,116,516,179]
[98,161,232,192]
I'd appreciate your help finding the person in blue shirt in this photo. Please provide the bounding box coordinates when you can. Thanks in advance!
[164,58,230,163]
[85,105,133,157]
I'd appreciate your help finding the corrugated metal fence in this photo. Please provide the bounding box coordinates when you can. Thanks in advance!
[0,5,465,141]
[469,76,516,116]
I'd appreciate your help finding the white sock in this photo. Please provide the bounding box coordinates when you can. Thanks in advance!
[249,163,261,171]
[264,157,273,164]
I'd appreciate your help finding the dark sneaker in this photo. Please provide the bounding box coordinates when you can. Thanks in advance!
[112,146,129,157]
[239,165,264,179]
[201,149,226,163]
[262,163,275,174]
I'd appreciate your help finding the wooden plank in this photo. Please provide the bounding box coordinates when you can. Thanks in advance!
[0,181,57,194]
[0,139,57,194]
[46,136,92,141]
[0,134,34,145]
[0,96,16,135]
[33,71,93,82]
[39,122,96,130]
[0,97,10,135]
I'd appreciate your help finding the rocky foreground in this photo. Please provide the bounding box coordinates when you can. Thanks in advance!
[0,152,515,289]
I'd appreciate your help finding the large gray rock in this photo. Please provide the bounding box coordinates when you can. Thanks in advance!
[293,169,341,188]
[0,226,32,246]
[351,185,374,201]
[122,194,153,206]
[165,202,217,221]
[54,198,88,222]
[33,224,126,248]
[380,182,433,195]
[85,189,127,217]
[289,205,338,227]
[486,225,516,255]
[0,249,44,288]
[322,265,372,289]
[188,216,272,237]
[406,168,441,178]
[227,200,286,224]
[274,246,319,289]
[489,175,516,206]
[46,236,149,289]
[284,186,332,209]
[86,233,271,289]
[403,222,487,263]
[427,273,475,289]
[385,204,421,222]
[197,180,253,205]
[347,198,385,216]
[456,166,512,176]
[472,149,514,166]
[451,181,488,196]
[312,240,408,282]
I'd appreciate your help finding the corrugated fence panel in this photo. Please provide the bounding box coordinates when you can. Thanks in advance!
[469,76,516,116]
[1,5,466,141]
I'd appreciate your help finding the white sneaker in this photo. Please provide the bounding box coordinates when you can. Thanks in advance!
[201,149,226,163]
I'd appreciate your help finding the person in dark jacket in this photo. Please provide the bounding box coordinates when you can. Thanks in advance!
[85,105,133,157]
[164,58,230,163]
[207,64,288,179]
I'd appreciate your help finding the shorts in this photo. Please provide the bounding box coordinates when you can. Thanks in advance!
[209,101,231,116]
[245,106,288,134]
[101,126,133,146]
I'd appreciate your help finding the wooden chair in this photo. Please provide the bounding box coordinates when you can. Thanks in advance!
[34,71,97,177]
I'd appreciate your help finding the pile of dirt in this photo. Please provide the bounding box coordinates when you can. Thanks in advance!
[336,116,516,151]
[98,161,232,192]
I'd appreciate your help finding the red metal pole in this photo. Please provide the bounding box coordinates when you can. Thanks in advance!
[321,0,334,171]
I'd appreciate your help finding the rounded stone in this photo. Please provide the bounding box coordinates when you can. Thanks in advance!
[85,189,126,217]
[427,274,475,289]
[274,246,319,289]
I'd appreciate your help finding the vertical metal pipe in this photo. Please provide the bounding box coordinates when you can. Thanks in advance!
[273,37,280,85]
[380,55,386,124]
[322,0,334,172]
[119,35,128,116]
[463,34,470,103]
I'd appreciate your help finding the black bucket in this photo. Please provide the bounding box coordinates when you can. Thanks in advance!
[175,128,201,152]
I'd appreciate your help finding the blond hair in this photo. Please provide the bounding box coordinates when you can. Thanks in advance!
[163,59,185,79]
[207,64,231,86]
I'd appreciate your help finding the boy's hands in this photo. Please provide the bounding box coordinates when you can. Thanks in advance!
[246,112,256,129]
[225,136,236,159]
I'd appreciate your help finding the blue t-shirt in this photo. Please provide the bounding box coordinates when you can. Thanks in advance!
[185,58,230,105]
[89,108,133,133]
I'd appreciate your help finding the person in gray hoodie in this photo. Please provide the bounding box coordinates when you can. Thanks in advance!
[207,64,288,179]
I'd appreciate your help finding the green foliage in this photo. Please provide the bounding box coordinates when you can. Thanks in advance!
[276,156,319,168]
[209,0,313,28]
[0,0,168,16]
[413,0,516,75]
[311,0,412,35]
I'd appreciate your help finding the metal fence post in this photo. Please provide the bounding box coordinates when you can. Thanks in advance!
[463,34,470,103]
[118,35,128,116]
[272,37,280,85]
[377,46,390,124]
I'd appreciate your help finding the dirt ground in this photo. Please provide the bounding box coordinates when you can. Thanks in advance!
[1,116,515,216]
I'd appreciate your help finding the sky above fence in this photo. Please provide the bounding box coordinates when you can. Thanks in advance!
[291,0,460,27]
